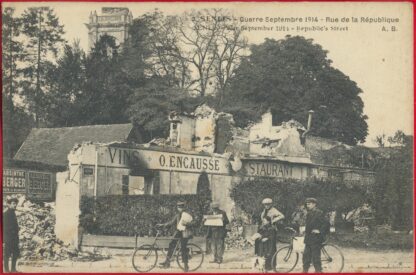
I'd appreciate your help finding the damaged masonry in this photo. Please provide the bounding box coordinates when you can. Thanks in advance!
[50,105,375,247]
[4,104,376,260]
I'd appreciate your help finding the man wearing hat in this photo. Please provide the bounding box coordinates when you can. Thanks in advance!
[260,198,285,227]
[157,201,193,271]
[303,198,330,273]
[205,202,229,264]
[3,197,20,273]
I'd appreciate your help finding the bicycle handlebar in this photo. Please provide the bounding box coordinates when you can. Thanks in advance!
[284,226,297,234]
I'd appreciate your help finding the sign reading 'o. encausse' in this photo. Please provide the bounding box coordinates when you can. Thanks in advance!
[106,147,230,174]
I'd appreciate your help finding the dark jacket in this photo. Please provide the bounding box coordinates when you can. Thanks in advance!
[3,208,19,246]
[255,224,277,257]
[304,208,330,245]
[206,209,229,239]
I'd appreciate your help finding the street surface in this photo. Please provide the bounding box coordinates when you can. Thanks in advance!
[17,246,414,273]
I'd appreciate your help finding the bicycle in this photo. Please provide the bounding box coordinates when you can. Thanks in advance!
[272,227,344,273]
[132,228,204,272]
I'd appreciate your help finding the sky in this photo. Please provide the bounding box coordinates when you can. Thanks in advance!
[4,2,414,146]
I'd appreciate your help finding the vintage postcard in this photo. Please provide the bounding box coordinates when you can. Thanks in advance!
[2,1,414,273]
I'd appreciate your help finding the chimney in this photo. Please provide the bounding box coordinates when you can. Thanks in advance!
[301,110,314,142]
[307,110,314,130]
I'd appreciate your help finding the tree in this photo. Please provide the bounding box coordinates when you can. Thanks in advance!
[2,8,23,111]
[373,131,413,230]
[2,94,34,158]
[122,12,204,138]
[126,76,199,139]
[387,130,408,146]
[129,9,248,99]
[43,40,86,127]
[131,11,191,90]
[175,9,248,98]
[20,7,65,127]
[78,35,131,125]
[224,36,368,145]
[2,7,28,158]
[374,134,386,147]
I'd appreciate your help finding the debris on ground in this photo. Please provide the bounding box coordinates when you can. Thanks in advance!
[3,195,111,262]
[225,220,253,250]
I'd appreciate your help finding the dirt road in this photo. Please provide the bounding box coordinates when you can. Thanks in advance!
[18,246,413,273]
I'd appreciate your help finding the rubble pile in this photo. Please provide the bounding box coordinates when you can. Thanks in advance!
[225,220,253,250]
[4,195,111,262]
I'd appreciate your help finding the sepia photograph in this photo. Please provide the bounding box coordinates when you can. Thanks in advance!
[2,2,414,273]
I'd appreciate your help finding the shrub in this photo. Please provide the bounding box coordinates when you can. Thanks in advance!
[80,194,211,236]
[330,232,413,250]
[230,177,369,226]
[373,137,413,230]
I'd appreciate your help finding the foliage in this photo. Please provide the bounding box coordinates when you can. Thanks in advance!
[316,145,382,170]
[77,35,131,125]
[129,9,248,99]
[128,11,190,90]
[330,232,413,250]
[2,94,35,158]
[122,12,214,138]
[43,41,86,127]
[372,132,413,230]
[79,194,211,236]
[2,7,28,158]
[175,9,248,98]
[374,134,386,147]
[223,36,368,145]
[2,7,24,102]
[20,7,65,126]
[126,76,202,139]
[230,177,369,225]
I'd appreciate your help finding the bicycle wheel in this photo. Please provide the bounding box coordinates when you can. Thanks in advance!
[132,244,158,272]
[176,243,204,272]
[321,244,344,273]
[272,245,299,273]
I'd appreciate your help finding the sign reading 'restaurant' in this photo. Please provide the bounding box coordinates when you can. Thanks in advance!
[106,147,230,174]
[244,161,293,178]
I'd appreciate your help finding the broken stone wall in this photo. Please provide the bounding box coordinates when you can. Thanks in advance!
[178,116,195,151]
[55,171,80,247]
[194,105,217,153]
[215,113,235,154]
[249,112,310,159]
[210,174,234,218]
[249,112,272,144]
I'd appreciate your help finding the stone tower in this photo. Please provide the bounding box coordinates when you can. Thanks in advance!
[85,7,133,50]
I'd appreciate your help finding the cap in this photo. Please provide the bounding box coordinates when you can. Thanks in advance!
[305,198,317,204]
[7,197,18,204]
[262,198,273,204]
[177,201,186,207]
[210,202,219,208]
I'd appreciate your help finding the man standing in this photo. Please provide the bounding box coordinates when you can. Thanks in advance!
[205,202,229,264]
[157,201,193,272]
[303,198,330,273]
[260,198,285,226]
[3,197,20,273]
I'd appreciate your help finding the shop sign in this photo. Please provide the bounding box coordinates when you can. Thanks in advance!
[244,161,293,178]
[106,147,230,174]
[3,168,54,200]
[3,169,26,193]
[27,172,53,200]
